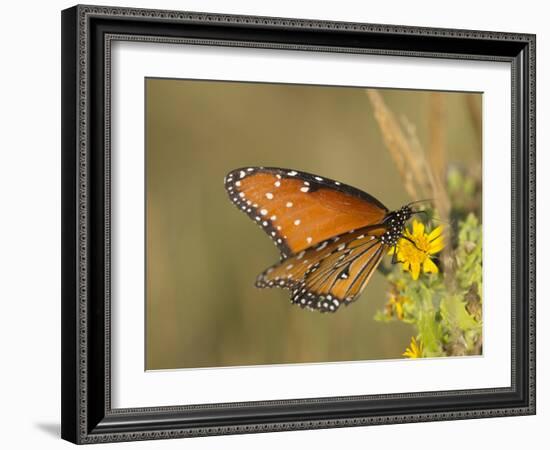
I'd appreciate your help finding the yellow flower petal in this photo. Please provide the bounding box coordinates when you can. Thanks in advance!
[428,236,445,254]
[410,261,421,280]
[412,220,425,237]
[427,226,444,254]
[395,302,404,320]
[422,257,439,274]
[403,336,423,358]
[427,225,443,241]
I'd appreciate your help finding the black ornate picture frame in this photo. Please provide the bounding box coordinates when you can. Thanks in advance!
[61,4,536,444]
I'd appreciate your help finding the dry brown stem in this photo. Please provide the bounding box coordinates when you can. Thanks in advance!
[465,93,482,146]
[366,89,450,216]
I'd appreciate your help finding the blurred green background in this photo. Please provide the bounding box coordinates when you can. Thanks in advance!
[145,78,481,370]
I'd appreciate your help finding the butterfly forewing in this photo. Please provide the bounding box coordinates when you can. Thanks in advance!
[224,167,388,256]
[255,225,388,312]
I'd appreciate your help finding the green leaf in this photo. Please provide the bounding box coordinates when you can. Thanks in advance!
[373,310,392,323]
[440,294,480,334]
[416,309,444,356]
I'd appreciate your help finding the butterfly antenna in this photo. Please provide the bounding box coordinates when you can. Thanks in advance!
[412,209,430,216]
[411,209,451,227]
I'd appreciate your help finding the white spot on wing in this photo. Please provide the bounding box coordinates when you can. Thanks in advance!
[286,202,293,208]
[306,237,312,244]
[265,192,274,200]
[316,241,328,251]
[294,219,301,226]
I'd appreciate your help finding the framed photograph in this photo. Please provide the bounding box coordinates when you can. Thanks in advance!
[61,4,536,444]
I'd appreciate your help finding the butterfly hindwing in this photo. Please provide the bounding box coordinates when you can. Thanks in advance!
[224,167,389,257]
[255,225,388,313]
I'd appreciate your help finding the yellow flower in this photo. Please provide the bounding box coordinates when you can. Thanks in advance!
[403,336,423,358]
[389,220,444,280]
[385,284,410,320]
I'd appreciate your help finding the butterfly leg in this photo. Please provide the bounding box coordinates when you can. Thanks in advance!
[391,244,399,265]
[390,243,410,265]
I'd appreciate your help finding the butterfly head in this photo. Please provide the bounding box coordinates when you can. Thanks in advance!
[380,205,413,246]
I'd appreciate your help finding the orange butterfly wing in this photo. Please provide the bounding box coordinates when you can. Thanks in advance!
[255,226,387,312]
[224,167,388,257]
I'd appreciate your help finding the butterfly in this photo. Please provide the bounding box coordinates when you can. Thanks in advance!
[224,167,418,313]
